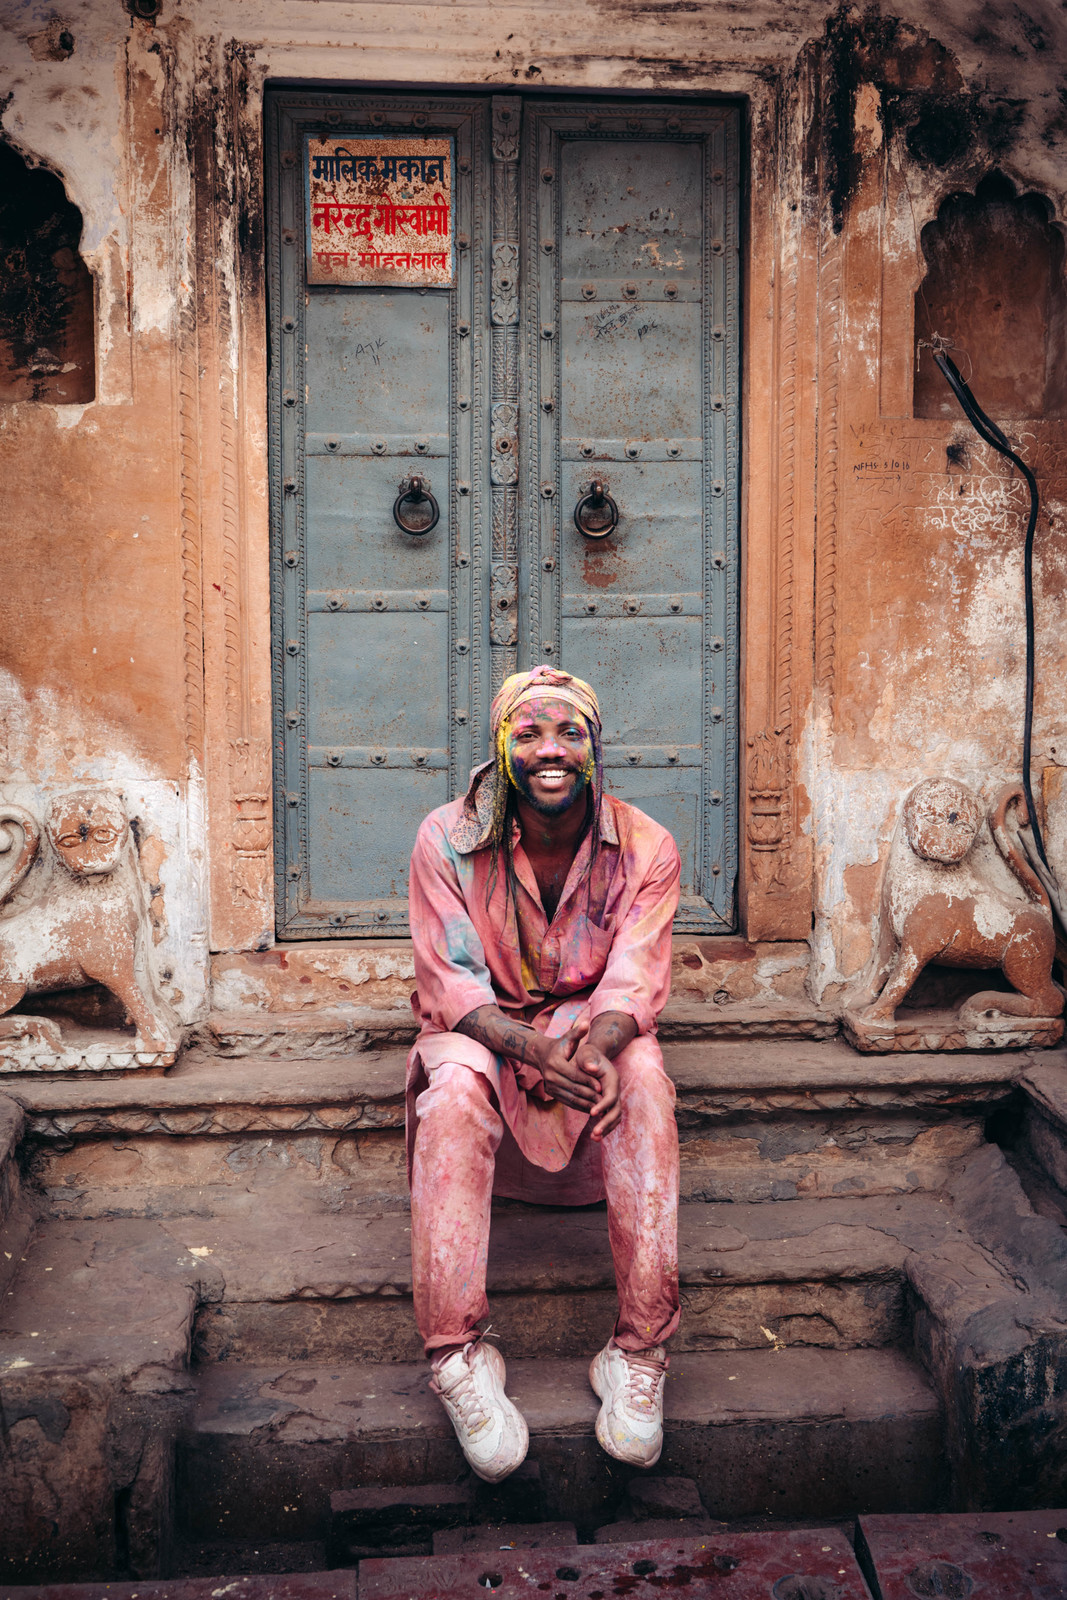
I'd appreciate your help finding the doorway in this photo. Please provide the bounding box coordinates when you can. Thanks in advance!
[266,90,740,936]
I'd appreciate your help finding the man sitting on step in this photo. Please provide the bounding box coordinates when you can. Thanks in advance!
[406,664,681,1482]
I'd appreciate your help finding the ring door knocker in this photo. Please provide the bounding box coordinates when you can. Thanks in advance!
[393,474,440,536]
[574,479,619,540]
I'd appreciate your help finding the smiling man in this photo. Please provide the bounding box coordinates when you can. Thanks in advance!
[406,664,681,1483]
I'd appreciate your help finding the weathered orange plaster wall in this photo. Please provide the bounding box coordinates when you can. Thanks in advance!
[0,33,187,776]
[0,352,186,776]
[811,60,1067,998]
[2,0,1067,1015]
[0,23,210,1019]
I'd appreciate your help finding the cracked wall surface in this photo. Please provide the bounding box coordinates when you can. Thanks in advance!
[0,0,1064,1005]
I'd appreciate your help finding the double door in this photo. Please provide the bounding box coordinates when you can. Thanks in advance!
[267,90,740,937]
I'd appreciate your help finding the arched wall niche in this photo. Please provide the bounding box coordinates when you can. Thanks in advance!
[0,140,95,404]
[913,172,1067,420]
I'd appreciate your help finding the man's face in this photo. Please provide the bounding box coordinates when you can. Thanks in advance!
[504,697,595,818]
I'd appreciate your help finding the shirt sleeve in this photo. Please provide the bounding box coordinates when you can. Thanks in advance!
[587,824,681,1034]
[409,813,498,1032]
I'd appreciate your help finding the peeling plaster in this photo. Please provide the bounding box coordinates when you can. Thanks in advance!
[0,1,129,256]
[0,668,208,1021]
[1,0,1067,1002]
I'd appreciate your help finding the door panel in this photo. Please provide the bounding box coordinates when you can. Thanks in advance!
[561,461,705,589]
[267,91,739,937]
[604,771,701,887]
[559,304,703,439]
[305,459,448,594]
[308,768,446,903]
[565,615,705,743]
[304,290,451,437]
[268,92,487,936]
[558,139,705,280]
[524,105,739,928]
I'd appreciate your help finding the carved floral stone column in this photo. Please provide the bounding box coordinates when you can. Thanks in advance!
[739,74,817,941]
[192,39,274,952]
[489,96,522,691]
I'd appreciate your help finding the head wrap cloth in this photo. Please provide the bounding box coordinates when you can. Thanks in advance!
[450,666,606,854]
[489,665,600,739]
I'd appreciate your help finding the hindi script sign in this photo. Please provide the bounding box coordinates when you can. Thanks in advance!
[307,136,453,288]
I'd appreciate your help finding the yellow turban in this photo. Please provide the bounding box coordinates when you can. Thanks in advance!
[489,665,600,738]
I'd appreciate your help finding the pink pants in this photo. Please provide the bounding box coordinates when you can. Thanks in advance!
[410,1044,680,1356]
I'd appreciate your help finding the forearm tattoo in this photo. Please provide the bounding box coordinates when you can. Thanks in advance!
[456,1006,543,1068]
[587,1012,637,1060]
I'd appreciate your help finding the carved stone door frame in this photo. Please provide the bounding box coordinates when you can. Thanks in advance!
[263,88,743,935]
[178,52,815,952]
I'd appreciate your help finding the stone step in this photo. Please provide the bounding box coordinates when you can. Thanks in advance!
[187,1192,956,1364]
[180,1347,945,1539]
[1,1195,955,1370]
[1016,1051,1067,1197]
[432,1522,579,1553]
[5,1038,1026,1138]
[0,1529,872,1599]
[4,1140,1061,1577]
[856,1508,1067,1599]
[0,1094,24,1233]
[0,1581,354,1600]
[13,1515,1067,1599]
[6,1039,1023,1216]
[0,1214,205,1581]
[193,997,839,1059]
[0,1184,953,1578]
[0,1093,33,1302]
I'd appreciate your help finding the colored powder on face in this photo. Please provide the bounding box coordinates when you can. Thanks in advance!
[501,698,594,800]
[502,694,591,780]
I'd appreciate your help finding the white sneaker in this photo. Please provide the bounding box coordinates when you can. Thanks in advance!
[429,1341,529,1483]
[589,1339,668,1467]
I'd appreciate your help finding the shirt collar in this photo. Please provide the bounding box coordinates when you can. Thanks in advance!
[448,760,618,853]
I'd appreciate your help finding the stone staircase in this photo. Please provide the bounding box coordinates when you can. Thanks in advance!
[3,997,1067,1583]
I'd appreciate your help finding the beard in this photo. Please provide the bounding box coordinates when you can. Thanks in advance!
[510,764,591,817]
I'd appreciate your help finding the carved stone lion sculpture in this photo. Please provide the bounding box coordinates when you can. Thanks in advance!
[0,789,181,1066]
[845,777,1063,1052]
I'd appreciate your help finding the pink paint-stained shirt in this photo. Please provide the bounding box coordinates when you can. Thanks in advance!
[406,776,681,1203]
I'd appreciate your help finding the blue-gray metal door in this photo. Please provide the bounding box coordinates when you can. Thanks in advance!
[267,92,739,937]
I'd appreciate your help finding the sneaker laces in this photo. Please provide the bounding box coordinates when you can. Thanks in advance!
[621,1347,668,1414]
[430,1342,493,1437]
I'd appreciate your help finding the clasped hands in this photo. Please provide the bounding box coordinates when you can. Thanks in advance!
[455,1004,636,1139]
[536,1018,625,1139]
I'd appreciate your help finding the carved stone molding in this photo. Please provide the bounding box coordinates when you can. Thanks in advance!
[815,222,843,703]
[741,76,817,939]
[746,729,790,843]
[746,728,794,892]
[489,562,518,646]
[774,222,799,751]
[176,295,205,769]
[489,96,522,691]
[230,736,272,909]
[193,40,274,950]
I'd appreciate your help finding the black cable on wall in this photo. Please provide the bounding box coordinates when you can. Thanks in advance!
[932,347,1048,868]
